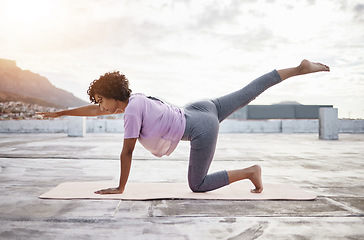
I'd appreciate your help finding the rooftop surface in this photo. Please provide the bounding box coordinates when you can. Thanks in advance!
[0,133,363,239]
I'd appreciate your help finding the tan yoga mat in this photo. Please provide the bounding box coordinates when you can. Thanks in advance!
[39,181,316,200]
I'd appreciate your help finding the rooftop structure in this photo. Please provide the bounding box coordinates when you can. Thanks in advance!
[229,104,334,120]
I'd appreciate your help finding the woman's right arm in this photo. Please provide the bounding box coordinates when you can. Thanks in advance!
[37,105,110,118]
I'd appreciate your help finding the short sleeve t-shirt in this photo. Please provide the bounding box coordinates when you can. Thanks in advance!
[123,93,186,157]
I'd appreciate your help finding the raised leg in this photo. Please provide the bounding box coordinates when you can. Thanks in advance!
[212,70,282,122]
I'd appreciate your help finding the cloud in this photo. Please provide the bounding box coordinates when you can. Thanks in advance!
[306,0,317,5]
[225,27,277,52]
[334,0,364,23]
[192,1,245,29]
[353,3,364,22]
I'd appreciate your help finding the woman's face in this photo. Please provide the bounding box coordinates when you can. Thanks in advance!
[95,94,122,114]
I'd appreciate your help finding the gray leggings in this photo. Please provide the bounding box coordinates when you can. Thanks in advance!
[181,70,282,192]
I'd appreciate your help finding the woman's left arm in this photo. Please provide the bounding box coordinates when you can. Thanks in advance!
[94,138,137,195]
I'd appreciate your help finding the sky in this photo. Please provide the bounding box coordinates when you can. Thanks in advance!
[0,0,363,118]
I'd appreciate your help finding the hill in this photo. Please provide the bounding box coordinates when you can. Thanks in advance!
[0,58,88,108]
[0,89,64,108]
[274,101,302,105]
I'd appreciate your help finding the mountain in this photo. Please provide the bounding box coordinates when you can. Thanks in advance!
[0,58,88,108]
[0,89,64,108]
[274,101,302,105]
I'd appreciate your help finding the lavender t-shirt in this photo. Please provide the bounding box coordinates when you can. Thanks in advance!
[123,93,186,157]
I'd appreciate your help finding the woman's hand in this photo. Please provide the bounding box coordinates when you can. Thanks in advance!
[36,111,63,118]
[94,187,124,195]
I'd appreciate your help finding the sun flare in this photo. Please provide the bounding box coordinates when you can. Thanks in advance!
[3,0,55,25]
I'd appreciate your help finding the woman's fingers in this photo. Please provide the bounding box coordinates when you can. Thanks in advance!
[94,187,123,195]
[36,112,59,118]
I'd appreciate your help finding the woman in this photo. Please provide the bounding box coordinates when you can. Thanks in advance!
[39,59,330,195]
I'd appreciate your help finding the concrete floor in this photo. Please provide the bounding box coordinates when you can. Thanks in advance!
[0,133,363,240]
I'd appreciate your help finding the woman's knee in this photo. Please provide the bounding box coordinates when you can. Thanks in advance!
[188,183,206,193]
[188,178,207,193]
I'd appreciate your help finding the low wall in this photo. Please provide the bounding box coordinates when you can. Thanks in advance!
[86,119,123,133]
[0,119,124,133]
[0,119,68,133]
[220,119,364,133]
[0,119,363,134]
[219,119,321,133]
[338,120,364,133]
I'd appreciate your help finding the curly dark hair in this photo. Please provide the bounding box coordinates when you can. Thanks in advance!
[87,71,132,104]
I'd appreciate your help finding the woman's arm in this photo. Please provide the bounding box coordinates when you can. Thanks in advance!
[94,138,137,194]
[37,105,110,118]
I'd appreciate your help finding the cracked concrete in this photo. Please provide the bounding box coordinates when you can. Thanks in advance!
[0,133,363,239]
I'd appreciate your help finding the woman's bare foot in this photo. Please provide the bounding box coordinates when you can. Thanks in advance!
[226,165,263,193]
[249,165,263,193]
[298,59,330,74]
[277,59,330,81]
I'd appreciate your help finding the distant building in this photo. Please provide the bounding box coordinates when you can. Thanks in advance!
[228,104,333,120]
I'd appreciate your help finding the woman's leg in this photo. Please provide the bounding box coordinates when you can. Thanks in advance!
[183,60,330,193]
[183,101,264,193]
[188,136,230,192]
[212,70,282,122]
[212,59,330,193]
[212,59,330,122]
[183,101,230,192]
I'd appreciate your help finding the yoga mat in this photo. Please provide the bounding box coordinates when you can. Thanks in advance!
[39,181,316,200]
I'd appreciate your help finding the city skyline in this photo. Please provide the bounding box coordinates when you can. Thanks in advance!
[1,0,363,118]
